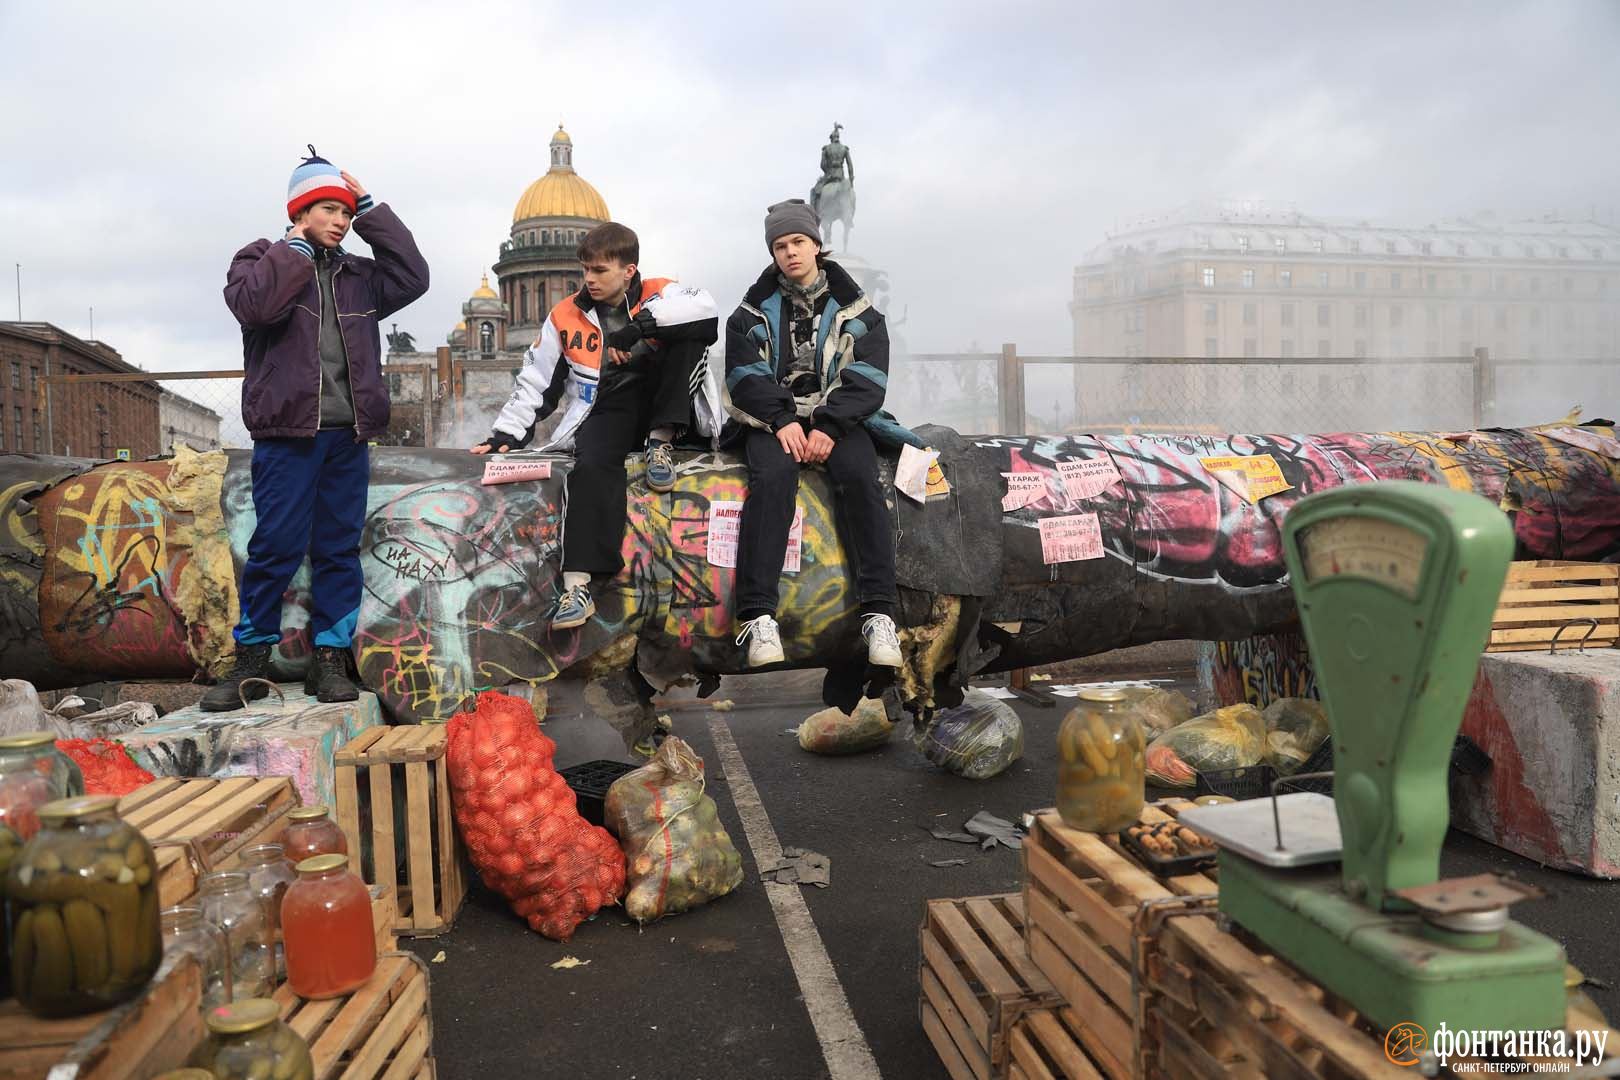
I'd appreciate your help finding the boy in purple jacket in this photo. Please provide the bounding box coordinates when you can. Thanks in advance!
[202,147,429,711]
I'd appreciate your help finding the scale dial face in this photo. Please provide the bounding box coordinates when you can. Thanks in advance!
[1299,516,1429,600]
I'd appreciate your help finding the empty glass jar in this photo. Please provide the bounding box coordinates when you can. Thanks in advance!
[5,795,162,1017]
[282,854,375,999]
[281,806,347,868]
[238,843,296,979]
[160,905,232,1010]
[195,998,314,1080]
[0,731,83,843]
[1057,689,1147,833]
[197,871,274,1000]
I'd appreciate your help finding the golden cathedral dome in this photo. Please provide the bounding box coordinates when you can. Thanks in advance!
[512,124,609,224]
[471,273,498,299]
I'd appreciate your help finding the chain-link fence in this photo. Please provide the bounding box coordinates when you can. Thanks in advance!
[24,351,1616,460]
[885,350,1616,437]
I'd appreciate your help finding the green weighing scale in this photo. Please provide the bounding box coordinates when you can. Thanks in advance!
[1179,481,1567,1056]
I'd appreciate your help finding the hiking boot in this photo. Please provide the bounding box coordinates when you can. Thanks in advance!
[645,439,677,493]
[552,583,596,630]
[304,646,360,703]
[862,614,903,668]
[736,614,785,667]
[200,643,275,712]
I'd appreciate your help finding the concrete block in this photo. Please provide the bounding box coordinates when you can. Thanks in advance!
[1456,650,1620,878]
[121,689,383,809]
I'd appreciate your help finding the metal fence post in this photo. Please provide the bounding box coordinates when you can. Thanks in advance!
[1472,347,1493,429]
[998,343,1024,435]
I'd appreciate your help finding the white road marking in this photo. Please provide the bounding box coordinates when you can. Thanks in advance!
[708,714,881,1080]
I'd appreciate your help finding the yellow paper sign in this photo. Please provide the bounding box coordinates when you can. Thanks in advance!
[1198,453,1292,503]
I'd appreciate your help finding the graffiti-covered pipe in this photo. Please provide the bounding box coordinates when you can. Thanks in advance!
[2,423,1617,723]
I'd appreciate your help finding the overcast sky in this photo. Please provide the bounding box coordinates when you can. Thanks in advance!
[4,1,1618,378]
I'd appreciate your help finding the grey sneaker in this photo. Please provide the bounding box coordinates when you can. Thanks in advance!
[862,614,903,668]
[645,440,677,493]
[736,614,785,667]
[552,583,596,630]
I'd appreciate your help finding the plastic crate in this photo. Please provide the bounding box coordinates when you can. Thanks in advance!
[559,759,640,826]
[1281,733,1492,798]
[1193,763,1277,800]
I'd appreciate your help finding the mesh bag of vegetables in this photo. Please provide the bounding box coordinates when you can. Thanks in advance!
[446,691,626,941]
[604,736,743,923]
[796,696,895,755]
[1262,697,1330,775]
[911,689,1024,780]
[55,739,154,796]
[1143,703,1266,787]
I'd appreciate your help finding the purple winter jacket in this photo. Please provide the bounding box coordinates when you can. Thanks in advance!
[223,204,429,441]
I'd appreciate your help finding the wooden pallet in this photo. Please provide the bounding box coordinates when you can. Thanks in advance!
[334,727,467,937]
[273,951,436,1080]
[0,953,204,1080]
[1489,560,1620,652]
[1007,1006,1114,1080]
[919,893,1062,1080]
[118,776,300,906]
[1021,801,1214,1080]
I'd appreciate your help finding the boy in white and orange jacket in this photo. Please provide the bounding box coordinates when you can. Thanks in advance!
[471,221,719,629]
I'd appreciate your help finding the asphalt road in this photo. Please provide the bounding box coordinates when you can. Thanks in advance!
[407,678,1620,1079]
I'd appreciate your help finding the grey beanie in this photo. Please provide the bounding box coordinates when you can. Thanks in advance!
[764,199,822,252]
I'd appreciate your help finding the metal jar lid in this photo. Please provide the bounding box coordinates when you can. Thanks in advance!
[295,853,349,875]
[1078,688,1129,703]
[287,805,331,822]
[206,997,282,1035]
[0,731,57,750]
[38,795,120,824]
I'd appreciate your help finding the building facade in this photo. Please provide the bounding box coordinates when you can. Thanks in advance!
[490,125,611,341]
[0,322,160,458]
[1072,202,1620,361]
[157,388,222,453]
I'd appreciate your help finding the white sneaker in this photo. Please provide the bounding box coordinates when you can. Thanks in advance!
[862,614,903,668]
[736,614,785,667]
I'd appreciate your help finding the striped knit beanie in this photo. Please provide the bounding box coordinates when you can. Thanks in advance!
[286,145,355,220]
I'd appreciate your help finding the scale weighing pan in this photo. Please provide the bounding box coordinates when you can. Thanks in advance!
[1177,792,1343,868]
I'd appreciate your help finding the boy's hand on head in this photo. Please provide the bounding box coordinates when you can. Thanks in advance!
[284,219,310,244]
[340,171,368,200]
[804,430,835,464]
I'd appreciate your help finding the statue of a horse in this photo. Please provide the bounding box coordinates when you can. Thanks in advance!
[813,179,855,251]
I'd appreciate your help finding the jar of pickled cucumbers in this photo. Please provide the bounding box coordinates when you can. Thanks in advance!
[1056,689,1146,832]
[195,998,315,1080]
[5,795,162,1017]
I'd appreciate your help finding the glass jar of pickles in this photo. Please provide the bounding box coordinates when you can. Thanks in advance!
[5,795,162,1017]
[195,998,315,1080]
[239,844,296,979]
[1056,689,1146,833]
[282,854,375,999]
[198,871,274,1000]
[161,905,232,1010]
[280,806,347,868]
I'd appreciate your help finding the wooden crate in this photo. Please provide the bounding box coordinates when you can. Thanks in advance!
[119,776,300,906]
[1489,560,1620,652]
[1007,1006,1115,1080]
[273,951,436,1080]
[1021,802,1215,1080]
[334,726,467,937]
[0,953,204,1080]
[920,893,1061,1080]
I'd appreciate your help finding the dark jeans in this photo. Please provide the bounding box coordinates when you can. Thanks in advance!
[234,428,369,648]
[562,340,700,574]
[735,424,897,622]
